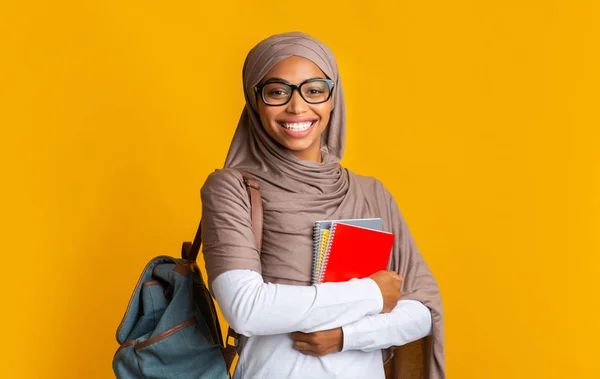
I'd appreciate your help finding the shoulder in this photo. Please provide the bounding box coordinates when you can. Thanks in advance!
[201,168,248,203]
[202,168,243,192]
[347,170,406,231]
[346,169,393,201]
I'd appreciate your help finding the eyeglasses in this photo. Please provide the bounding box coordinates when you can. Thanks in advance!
[254,78,335,106]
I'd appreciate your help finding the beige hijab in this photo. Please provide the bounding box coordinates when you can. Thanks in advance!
[201,32,445,379]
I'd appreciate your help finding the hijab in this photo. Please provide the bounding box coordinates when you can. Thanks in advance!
[202,32,445,379]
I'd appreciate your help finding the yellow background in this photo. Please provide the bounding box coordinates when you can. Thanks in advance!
[1,0,598,378]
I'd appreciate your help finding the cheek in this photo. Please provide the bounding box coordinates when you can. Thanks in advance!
[257,105,276,128]
[315,105,332,126]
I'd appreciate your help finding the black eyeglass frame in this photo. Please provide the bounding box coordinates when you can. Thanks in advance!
[254,78,335,106]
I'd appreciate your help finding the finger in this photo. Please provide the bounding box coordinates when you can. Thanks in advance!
[290,332,312,342]
[293,341,311,350]
[298,349,320,357]
[293,343,326,357]
[293,341,317,352]
[298,347,333,357]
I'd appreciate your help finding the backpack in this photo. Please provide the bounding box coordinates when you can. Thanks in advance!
[113,170,263,379]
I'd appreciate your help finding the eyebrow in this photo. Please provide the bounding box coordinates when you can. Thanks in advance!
[260,76,326,85]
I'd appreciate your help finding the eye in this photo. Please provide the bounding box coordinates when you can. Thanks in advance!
[303,85,327,99]
[263,83,290,99]
[269,89,289,96]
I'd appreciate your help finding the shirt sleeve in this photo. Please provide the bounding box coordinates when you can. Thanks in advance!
[341,299,432,352]
[212,269,384,336]
[200,169,263,286]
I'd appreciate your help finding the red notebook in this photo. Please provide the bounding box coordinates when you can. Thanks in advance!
[320,223,395,283]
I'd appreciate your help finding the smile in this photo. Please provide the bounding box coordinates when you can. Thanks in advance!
[279,121,315,132]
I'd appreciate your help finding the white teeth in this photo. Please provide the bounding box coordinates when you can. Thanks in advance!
[281,121,313,132]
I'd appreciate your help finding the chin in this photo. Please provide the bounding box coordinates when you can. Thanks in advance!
[283,142,313,153]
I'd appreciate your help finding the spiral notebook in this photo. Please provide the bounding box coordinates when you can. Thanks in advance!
[312,218,383,284]
[318,223,395,284]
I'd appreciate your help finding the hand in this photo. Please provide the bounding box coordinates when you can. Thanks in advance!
[291,328,344,357]
[369,270,402,313]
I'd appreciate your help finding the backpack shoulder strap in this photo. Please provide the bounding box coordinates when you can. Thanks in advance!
[182,169,263,261]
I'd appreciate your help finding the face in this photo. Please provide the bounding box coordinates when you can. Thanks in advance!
[256,56,332,162]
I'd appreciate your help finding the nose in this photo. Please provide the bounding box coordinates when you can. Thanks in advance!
[285,89,309,114]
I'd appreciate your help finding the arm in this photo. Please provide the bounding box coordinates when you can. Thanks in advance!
[292,179,437,357]
[212,269,383,336]
[341,299,432,352]
[290,296,431,356]
[202,170,385,336]
[338,185,438,353]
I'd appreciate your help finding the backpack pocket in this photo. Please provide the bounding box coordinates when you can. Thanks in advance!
[133,317,228,379]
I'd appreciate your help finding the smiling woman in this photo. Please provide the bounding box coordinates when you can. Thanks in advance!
[200,32,444,379]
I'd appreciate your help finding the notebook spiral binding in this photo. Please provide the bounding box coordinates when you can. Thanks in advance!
[316,229,330,284]
[319,222,338,284]
[312,223,322,284]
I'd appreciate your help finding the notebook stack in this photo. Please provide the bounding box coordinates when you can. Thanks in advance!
[311,218,395,284]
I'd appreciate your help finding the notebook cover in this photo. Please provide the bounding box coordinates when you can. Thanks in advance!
[320,223,395,283]
[312,218,382,284]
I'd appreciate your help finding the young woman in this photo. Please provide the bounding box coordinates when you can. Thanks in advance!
[200,32,444,379]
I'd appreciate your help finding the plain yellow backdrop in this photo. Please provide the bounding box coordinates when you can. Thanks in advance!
[1,0,598,378]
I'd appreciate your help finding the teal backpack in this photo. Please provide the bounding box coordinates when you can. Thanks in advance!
[113,170,263,378]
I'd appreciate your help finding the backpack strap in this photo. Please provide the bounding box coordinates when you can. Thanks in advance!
[239,171,263,254]
[181,169,263,374]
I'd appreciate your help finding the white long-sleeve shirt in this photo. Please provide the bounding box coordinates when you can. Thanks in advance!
[213,269,432,379]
